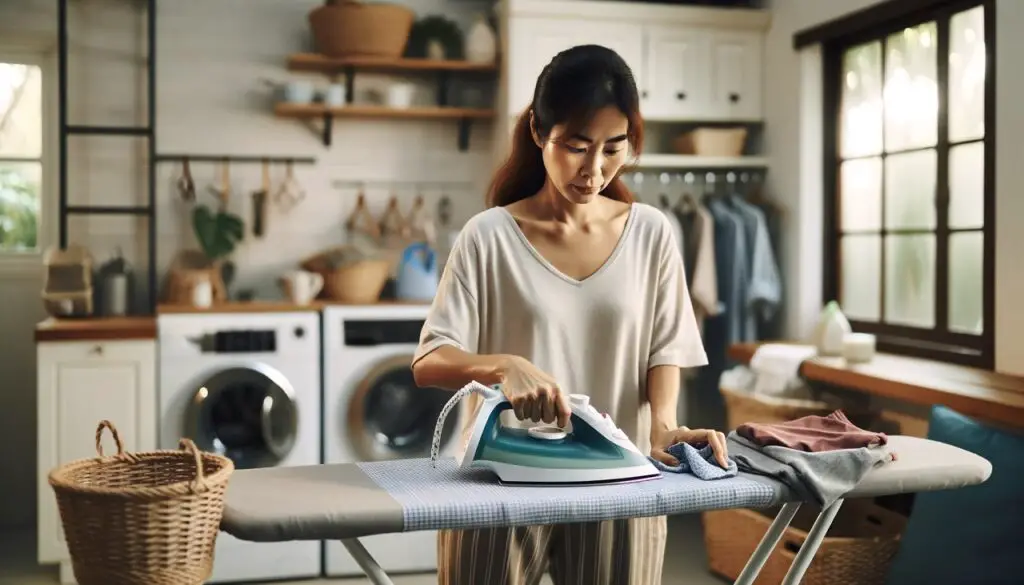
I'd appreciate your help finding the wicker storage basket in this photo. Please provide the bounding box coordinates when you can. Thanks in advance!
[719,383,877,431]
[702,500,907,585]
[308,0,415,58]
[673,127,748,157]
[301,246,391,303]
[48,420,234,585]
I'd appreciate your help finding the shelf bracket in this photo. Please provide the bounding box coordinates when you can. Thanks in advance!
[436,71,450,107]
[457,118,471,151]
[322,113,333,147]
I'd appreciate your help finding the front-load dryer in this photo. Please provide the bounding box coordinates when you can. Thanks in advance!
[157,311,321,583]
[322,304,464,577]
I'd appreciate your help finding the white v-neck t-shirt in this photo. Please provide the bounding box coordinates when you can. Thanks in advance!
[412,202,708,454]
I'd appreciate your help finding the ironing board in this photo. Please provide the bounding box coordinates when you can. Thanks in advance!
[220,435,991,585]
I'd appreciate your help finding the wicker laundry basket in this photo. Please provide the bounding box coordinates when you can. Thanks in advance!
[702,500,907,585]
[48,420,234,585]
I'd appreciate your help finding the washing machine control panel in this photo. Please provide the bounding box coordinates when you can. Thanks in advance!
[212,329,278,353]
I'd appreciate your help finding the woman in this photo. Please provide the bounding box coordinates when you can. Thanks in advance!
[411,44,729,585]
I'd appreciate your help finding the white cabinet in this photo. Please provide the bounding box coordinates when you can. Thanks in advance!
[503,1,768,122]
[37,339,157,568]
[507,17,645,117]
[643,27,763,121]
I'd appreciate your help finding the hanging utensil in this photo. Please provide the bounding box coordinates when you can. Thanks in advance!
[251,159,270,238]
[176,158,196,202]
[207,159,231,211]
[274,159,305,212]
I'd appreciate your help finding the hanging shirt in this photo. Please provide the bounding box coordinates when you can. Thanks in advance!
[412,203,708,456]
[703,198,748,370]
[730,198,783,341]
[674,203,720,324]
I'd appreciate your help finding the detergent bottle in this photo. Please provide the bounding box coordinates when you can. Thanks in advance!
[395,242,439,301]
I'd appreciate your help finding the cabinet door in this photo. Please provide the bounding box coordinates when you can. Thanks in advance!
[707,30,763,121]
[37,340,157,564]
[506,17,645,116]
[642,26,711,121]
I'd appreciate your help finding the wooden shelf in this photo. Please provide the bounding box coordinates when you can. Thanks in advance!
[274,103,494,120]
[632,154,768,169]
[287,53,498,74]
[274,103,494,150]
[729,342,1024,430]
[278,53,497,151]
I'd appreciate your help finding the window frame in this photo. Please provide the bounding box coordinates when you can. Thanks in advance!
[820,0,996,369]
[0,42,57,276]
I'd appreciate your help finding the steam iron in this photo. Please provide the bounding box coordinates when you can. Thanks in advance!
[447,381,662,486]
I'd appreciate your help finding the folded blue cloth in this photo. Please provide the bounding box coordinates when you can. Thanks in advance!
[648,442,738,480]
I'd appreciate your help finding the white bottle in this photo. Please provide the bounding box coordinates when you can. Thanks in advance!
[465,13,497,64]
[813,300,852,356]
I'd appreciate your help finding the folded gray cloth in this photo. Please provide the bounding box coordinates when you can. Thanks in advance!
[727,431,892,507]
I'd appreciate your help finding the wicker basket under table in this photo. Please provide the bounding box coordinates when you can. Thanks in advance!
[48,420,234,585]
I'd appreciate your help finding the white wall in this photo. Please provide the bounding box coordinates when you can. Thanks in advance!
[763,0,1024,376]
[0,0,496,530]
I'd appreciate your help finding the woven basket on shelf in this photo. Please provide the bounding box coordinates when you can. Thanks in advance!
[48,420,234,585]
[308,0,416,58]
[673,127,748,157]
[702,500,907,585]
[301,246,392,303]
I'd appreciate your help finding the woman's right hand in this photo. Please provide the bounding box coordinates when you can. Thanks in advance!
[499,355,571,428]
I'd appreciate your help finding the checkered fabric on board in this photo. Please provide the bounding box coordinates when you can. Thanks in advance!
[357,458,777,532]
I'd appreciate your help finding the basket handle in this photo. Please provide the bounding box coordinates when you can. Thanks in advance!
[94,420,126,458]
[178,438,210,493]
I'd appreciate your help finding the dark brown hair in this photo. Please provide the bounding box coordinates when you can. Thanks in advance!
[486,44,644,208]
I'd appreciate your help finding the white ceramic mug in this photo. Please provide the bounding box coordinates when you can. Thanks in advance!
[280,270,324,305]
[324,83,346,107]
[192,279,213,308]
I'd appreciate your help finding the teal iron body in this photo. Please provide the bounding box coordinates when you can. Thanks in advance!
[458,382,662,485]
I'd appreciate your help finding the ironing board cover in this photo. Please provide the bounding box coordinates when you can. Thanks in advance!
[219,435,991,543]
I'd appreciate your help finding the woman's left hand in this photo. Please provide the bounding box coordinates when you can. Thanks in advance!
[650,426,729,469]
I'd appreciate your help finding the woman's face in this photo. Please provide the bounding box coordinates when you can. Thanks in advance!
[535,106,631,205]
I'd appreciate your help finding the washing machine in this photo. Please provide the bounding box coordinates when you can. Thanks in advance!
[157,311,322,583]
[322,304,464,577]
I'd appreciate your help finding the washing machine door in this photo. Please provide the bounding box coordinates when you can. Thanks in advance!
[186,362,298,470]
[347,354,458,461]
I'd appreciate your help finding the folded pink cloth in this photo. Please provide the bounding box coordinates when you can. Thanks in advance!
[736,410,888,453]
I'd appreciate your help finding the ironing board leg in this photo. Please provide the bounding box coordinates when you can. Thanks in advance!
[341,538,396,585]
[732,502,802,585]
[779,499,844,585]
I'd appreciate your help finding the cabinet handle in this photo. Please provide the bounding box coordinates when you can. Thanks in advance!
[641,90,649,99]
[90,345,104,356]
[729,93,741,103]
[676,91,686,100]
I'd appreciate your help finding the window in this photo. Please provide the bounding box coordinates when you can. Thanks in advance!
[0,60,43,253]
[822,0,994,368]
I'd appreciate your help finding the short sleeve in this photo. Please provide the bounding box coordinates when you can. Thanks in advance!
[649,218,709,370]
[411,231,481,367]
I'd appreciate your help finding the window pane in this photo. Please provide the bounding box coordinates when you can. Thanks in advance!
[0,63,42,158]
[840,42,883,158]
[949,142,984,229]
[950,6,986,142]
[884,234,935,328]
[0,161,41,252]
[884,23,938,151]
[885,150,936,229]
[840,158,882,231]
[840,234,881,321]
[949,232,983,334]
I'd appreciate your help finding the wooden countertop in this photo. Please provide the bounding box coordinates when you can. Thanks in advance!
[155,300,431,314]
[35,317,157,342]
[729,342,1024,429]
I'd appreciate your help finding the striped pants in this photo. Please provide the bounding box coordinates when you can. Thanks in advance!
[436,515,668,585]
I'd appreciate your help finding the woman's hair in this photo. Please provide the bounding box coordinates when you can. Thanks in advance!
[486,44,644,208]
